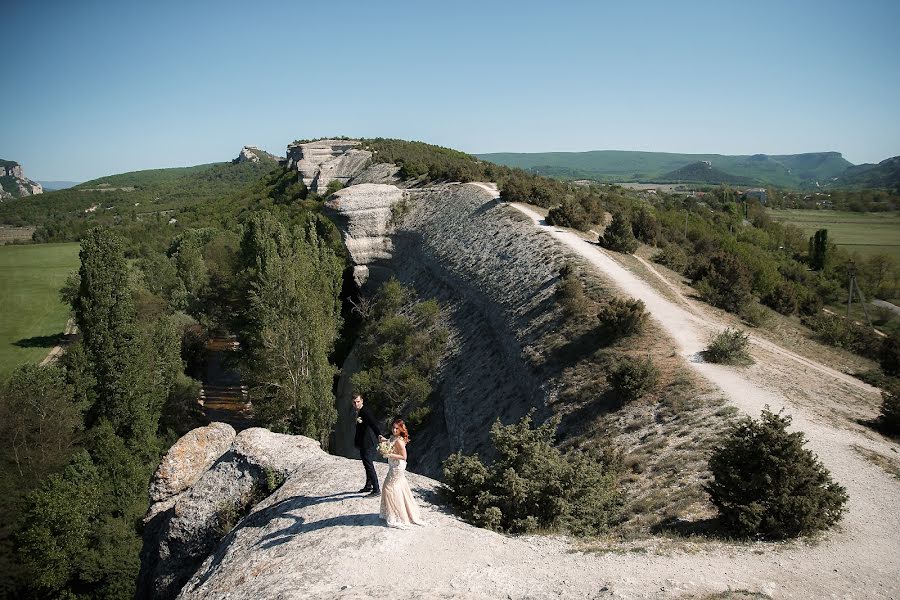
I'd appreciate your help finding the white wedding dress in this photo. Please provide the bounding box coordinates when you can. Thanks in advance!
[379,438,425,529]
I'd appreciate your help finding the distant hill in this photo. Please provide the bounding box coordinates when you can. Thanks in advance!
[476,150,853,188]
[826,156,900,190]
[658,161,755,185]
[38,180,81,191]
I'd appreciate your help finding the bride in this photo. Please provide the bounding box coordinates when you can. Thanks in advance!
[378,418,425,529]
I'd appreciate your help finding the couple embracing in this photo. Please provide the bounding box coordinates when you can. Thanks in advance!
[352,393,425,529]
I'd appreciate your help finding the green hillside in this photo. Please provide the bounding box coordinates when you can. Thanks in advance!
[826,156,900,190]
[477,150,852,187]
[0,153,279,241]
[659,161,755,185]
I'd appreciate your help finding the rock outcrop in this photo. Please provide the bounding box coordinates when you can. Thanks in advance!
[324,183,406,288]
[231,146,280,165]
[285,139,372,192]
[0,159,43,199]
[138,426,321,600]
[327,182,562,474]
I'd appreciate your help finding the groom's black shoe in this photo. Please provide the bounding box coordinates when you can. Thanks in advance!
[367,490,381,497]
[358,487,373,493]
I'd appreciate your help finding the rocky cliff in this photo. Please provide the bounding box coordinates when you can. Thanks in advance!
[285,139,375,192]
[325,174,566,475]
[0,159,43,199]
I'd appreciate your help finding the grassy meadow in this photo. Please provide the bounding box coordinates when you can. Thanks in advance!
[768,209,900,263]
[0,242,80,379]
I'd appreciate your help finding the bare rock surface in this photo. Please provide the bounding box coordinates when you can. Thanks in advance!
[347,162,401,185]
[330,183,562,472]
[150,423,237,502]
[286,140,371,192]
[139,427,320,600]
[1,159,43,198]
[324,183,405,288]
[169,425,899,600]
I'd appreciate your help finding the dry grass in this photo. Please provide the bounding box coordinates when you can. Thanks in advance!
[852,444,900,480]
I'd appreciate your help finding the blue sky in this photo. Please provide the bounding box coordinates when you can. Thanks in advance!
[2,0,899,181]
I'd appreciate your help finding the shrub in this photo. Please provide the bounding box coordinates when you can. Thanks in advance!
[880,378,900,434]
[547,196,590,231]
[802,313,882,359]
[695,251,753,313]
[599,212,638,254]
[441,411,621,536]
[608,356,659,403]
[652,244,688,273]
[706,408,848,539]
[704,328,752,365]
[880,330,900,376]
[631,206,661,245]
[597,298,647,338]
[740,303,771,328]
[762,280,799,315]
[556,263,589,318]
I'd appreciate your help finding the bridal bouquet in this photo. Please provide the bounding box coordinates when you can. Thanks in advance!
[377,439,394,457]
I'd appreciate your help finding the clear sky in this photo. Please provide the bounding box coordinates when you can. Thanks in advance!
[2,0,899,181]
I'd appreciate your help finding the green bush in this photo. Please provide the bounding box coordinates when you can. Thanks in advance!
[706,408,848,539]
[762,280,799,315]
[880,330,900,376]
[599,212,638,254]
[802,313,882,359]
[652,243,688,273]
[695,251,753,313]
[547,197,590,231]
[608,356,659,403]
[597,298,647,338]
[556,263,589,318]
[739,303,771,328]
[441,411,621,536]
[704,328,752,365]
[631,206,661,245]
[880,378,900,434]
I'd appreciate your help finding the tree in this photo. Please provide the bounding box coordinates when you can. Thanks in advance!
[351,279,448,426]
[706,408,847,539]
[599,212,638,253]
[238,212,344,446]
[809,229,829,270]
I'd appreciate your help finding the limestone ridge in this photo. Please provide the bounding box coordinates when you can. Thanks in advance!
[0,159,43,200]
[327,179,560,476]
[231,146,282,165]
[138,424,321,600]
[286,139,373,192]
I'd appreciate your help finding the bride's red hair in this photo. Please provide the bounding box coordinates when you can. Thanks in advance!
[392,418,410,443]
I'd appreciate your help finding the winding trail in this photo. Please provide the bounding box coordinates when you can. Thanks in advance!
[467,184,900,597]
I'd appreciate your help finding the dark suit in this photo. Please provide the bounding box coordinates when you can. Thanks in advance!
[354,405,382,492]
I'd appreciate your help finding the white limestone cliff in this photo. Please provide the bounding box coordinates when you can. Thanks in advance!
[285,140,372,192]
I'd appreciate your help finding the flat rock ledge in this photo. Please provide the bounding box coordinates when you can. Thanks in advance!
[138,427,321,600]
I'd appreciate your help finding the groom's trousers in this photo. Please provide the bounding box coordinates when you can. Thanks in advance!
[360,446,379,492]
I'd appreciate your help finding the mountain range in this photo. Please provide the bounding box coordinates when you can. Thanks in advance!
[476,150,900,189]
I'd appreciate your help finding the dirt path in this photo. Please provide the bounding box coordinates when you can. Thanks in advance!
[39,318,76,366]
[496,196,900,599]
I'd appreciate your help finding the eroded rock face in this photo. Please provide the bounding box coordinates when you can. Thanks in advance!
[324,183,406,288]
[138,427,321,600]
[329,183,560,472]
[150,423,237,503]
[285,140,372,192]
[1,160,43,198]
[232,146,261,164]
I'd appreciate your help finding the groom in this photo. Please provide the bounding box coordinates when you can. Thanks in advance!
[352,393,381,497]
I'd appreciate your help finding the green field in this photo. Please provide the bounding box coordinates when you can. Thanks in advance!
[0,243,80,380]
[768,209,900,263]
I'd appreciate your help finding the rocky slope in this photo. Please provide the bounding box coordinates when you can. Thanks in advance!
[0,159,43,199]
[326,178,567,475]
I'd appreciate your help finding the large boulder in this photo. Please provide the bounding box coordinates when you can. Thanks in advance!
[149,422,237,503]
[138,428,321,600]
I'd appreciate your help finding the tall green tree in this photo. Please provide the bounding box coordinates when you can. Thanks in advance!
[809,228,829,271]
[238,211,344,446]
